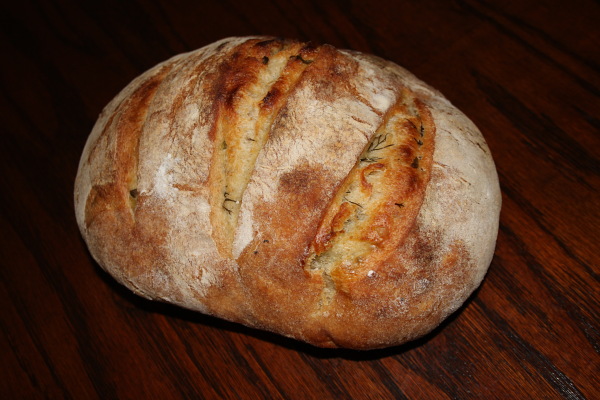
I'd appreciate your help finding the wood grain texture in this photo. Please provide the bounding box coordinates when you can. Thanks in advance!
[0,0,598,398]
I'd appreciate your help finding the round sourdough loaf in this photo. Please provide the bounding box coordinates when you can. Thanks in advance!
[75,36,501,349]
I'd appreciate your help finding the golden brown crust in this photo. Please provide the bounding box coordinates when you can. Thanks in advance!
[74,36,501,349]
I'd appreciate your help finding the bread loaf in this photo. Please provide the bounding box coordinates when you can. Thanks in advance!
[74,36,501,349]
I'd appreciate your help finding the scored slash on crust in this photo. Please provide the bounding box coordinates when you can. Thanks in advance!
[207,38,323,257]
[306,90,435,308]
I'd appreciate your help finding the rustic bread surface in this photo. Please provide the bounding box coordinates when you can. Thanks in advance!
[74,36,501,349]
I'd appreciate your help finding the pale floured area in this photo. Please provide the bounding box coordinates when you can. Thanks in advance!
[424,104,501,284]
[340,50,397,114]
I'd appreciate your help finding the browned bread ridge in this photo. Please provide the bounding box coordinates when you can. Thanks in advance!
[74,36,501,349]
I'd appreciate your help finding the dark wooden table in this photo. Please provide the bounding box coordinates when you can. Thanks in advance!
[1,1,598,398]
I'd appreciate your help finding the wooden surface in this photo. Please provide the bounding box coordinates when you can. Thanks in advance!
[1,0,598,398]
